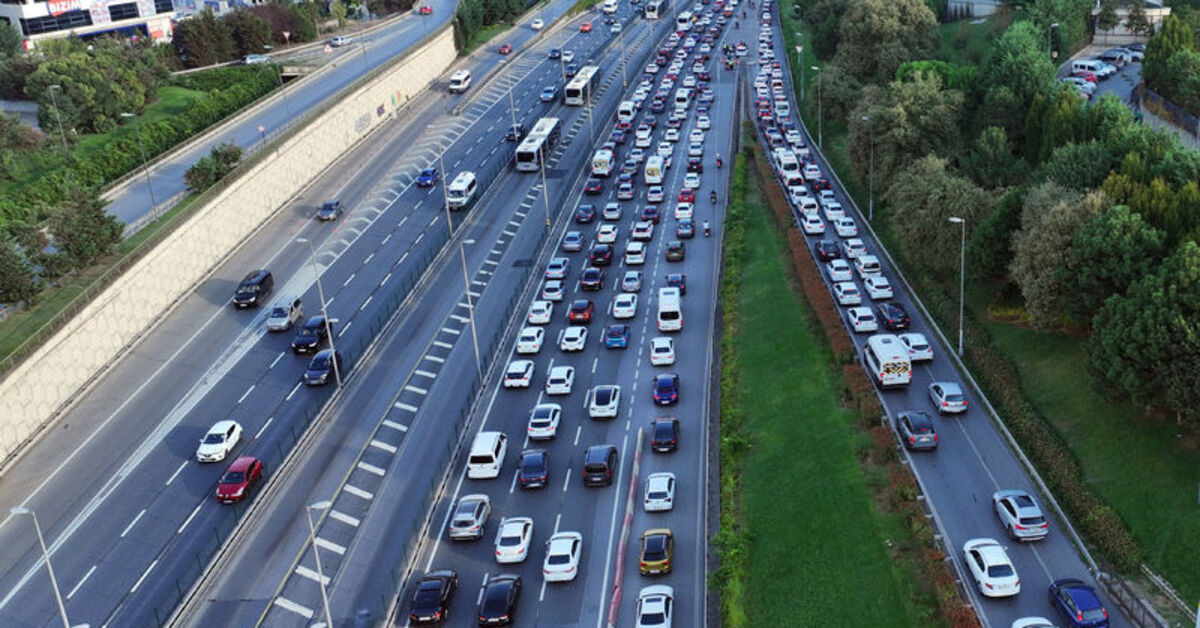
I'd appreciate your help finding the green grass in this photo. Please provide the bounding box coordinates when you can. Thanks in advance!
[978,310,1200,603]
[732,160,929,626]
[461,22,514,54]
[74,86,206,160]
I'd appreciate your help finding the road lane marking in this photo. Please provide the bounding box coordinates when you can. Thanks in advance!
[360,296,373,311]
[342,273,356,287]
[369,439,398,454]
[269,352,285,368]
[574,425,582,446]
[66,565,95,600]
[329,510,361,527]
[314,536,347,556]
[343,484,374,500]
[441,327,462,335]
[357,461,386,476]
[414,369,438,379]
[255,417,273,439]
[337,321,353,337]
[424,354,445,363]
[404,384,428,395]
[296,565,331,585]
[237,385,255,404]
[433,340,453,349]
[120,509,146,538]
[381,272,392,286]
[129,559,158,594]
[273,597,314,619]
[394,401,419,412]
[177,503,202,534]
[165,461,187,486]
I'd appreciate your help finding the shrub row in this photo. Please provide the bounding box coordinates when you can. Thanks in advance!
[750,139,979,628]
[916,278,1144,571]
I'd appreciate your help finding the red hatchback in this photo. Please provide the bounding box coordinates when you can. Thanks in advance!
[568,299,595,324]
[677,189,695,203]
[498,43,513,54]
[216,456,263,503]
[580,21,592,32]
[417,5,432,13]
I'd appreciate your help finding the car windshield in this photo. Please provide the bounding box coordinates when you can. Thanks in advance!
[203,433,226,444]
[236,285,258,294]
[596,388,614,403]
[641,610,666,624]
[221,471,245,484]
[298,327,316,337]
[310,356,330,369]
[269,307,286,317]
[654,423,674,438]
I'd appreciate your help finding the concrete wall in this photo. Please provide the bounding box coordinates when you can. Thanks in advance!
[0,26,458,467]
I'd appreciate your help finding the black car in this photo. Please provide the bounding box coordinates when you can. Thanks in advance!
[316,200,342,221]
[565,63,579,77]
[580,266,605,291]
[650,417,680,453]
[477,574,522,626]
[641,205,661,223]
[232,269,273,308]
[877,302,910,331]
[686,157,703,173]
[409,569,458,624]
[665,273,686,295]
[582,444,619,486]
[548,48,561,59]
[590,244,613,266]
[610,128,627,144]
[665,240,685,262]
[814,239,840,261]
[584,178,604,195]
[302,349,342,386]
[291,316,329,354]
[517,450,549,489]
[505,123,526,142]
[652,373,680,406]
[575,204,597,223]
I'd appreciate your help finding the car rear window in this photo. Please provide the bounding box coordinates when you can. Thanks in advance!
[644,537,667,558]
[222,471,245,483]
[1019,515,1046,526]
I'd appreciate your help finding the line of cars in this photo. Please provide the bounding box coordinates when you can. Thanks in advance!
[754,3,1112,627]
[1061,45,1143,100]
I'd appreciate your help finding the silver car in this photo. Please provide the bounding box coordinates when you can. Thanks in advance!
[266,298,304,332]
[928,381,968,414]
[993,489,1050,541]
[447,494,491,540]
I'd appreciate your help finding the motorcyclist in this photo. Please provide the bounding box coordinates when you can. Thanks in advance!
[710,189,718,204]
[716,152,723,168]
[703,220,711,237]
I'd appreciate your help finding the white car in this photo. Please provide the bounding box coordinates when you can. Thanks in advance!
[196,420,242,462]
[647,186,665,203]
[696,115,711,129]
[855,254,882,279]
[516,327,545,354]
[785,129,804,146]
[545,257,570,280]
[681,75,696,88]
[629,148,646,163]
[826,259,853,282]
[801,213,825,235]
[632,221,654,241]
[846,307,878,333]
[635,132,653,148]
[688,128,705,144]
[545,365,575,395]
[531,18,544,29]
[963,538,1020,597]
[613,293,638,319]
[559,325,588,351]
[683,172,701,190]
[649,337,675,366]
[822,201,844,222]
[899,333,933,361]
[835,216,858,237]
[626,241,647,265]
[562,50,575,62]
[863,275,893,300]
[643,472,676,511]
[832,281,861,306]
[803,163,822,181]
[1010,619,1056,628]
[527,300,553,325]
[687,142,704,157]
[587,384,622,418]
[597,224,619,244]
[841,238,867,259]
[543,531,583,582]
[656,141,673,158]
[645,63,660,74]
[494,517,534,564]
[664,128,680,142]
[636,585,674,628]
[527,403,561,440]
[674,203,694,221]
[603,202,623,221]
[503,360,535,388]
[542,280,565,301]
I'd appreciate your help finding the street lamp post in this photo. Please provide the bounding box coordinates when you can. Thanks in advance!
[296,238,342,387]
[948,216,966,356]
[793,46,804,101]
[46,85,70,156]
[119,112,158,211]
[437,152,484,380]
[11,507,72,628]
[305,500,334,628]
[811,66,822,149]
[861,114,874,221]
[263,45,292,117]
[1049,22,1060,57]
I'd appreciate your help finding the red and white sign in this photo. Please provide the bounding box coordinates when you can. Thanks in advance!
[47,0,85,16]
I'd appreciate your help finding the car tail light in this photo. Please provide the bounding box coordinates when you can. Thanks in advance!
[933,434,938,442]
[1015,524,1026,530]
[908,437,916,445]
[942,401,948,407]
[1076,611,1083,622]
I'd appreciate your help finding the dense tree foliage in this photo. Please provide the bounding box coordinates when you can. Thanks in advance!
[833,0,940,84]
[1059,205,1167,325]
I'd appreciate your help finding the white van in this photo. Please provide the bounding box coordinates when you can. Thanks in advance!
[592,149,614,177]
[602,0,618,13]
[448,70,472,93]
[467,431,507,479]
[657,287,682,332]
[446,171,478,209]
[674,88,691,109]
[644,155,665,185]
[626,241,646,265]
[854,254,882,279]
[617,101,637,123]
[1071,58,1115,79]
[863,334,912,388]
[773,148,800,177]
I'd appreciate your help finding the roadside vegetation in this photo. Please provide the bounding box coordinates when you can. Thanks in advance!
[716,130,973,627]
[782,0,1200,612]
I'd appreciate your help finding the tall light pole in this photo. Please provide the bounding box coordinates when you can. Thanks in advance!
[507,81,519,139]
[619,27,628,88]
[861,114,874,221]
[305,500,334,628]
[11,507,71,628]
[263,45,292,117]
[119,112,157,211]
[948,216,966,357]
[793,46,804,101]
[810,65,822,149]
[437,152,483,380]
[296,238,342,387]
[1049,22,1059,57]
[46,85,70,156]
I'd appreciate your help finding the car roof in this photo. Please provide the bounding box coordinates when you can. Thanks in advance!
[227,456,258,471]
[965,538,1009,563]
[550,365,573,375]
[209,420,238,432]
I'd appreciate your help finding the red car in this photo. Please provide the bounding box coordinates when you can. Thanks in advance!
[216,456,263,503]
[580,21,593,32]
[498,43,513,54]
[677,188,695,203]
[417,5,432,13]
[568,299,595,323]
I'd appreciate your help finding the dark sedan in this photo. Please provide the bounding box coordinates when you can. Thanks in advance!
[291,316,329,354]
[590,244,613,266]
[316,200,342,221]
[877,302,910,331]
[477,574,522,626]
[568,299,595,324]
[580,266,606,291]
[302,349,342,386]
[409,569,458,624]
[1049,578,1109,627]
[652,373,679,406]
[584,178,604,195]
[517,450,550,489]
[575,204,597,223]
[650,417,680,453]
[895,411,937,451]
[415,167,440,187]
[814,239,840,261]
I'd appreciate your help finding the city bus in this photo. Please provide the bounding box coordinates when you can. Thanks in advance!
[514,117,562,172]
[645,0,667,19]
[675,9,693,31]
[564,65,602,106]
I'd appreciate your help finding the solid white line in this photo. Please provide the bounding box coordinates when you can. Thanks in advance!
[594,433,630,628]
[237,385,255,404]
[177,503,202,534]
[394,402,419,412]
[254,417,273,440]
[369,439,398,454]
[357,461,386,476]
[165,460,187,486]
[273,596,315,619]
[382,420,408,432]
[66,565,95,600]
[296,565,331,585]
[314,536,347,556]
[120,509,146,538]
[329,510,361,527]
[129,559,158,594]
[343,484,374,500]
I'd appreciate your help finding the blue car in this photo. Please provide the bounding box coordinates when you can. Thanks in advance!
[603,324,630,349]
[1049,579,1108,627]
[652,373,679,406]
[416,167,439,187]
[540,86,558,103]
[549,48,561,59]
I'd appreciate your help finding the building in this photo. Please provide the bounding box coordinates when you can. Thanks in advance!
[0,0,176,49]
[1092,0,1170,45]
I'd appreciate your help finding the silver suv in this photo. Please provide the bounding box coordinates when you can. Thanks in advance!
[992,490,1049,541]
[447,494,491,540]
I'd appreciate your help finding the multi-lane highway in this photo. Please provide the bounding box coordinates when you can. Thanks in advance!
[754,2,1133,626]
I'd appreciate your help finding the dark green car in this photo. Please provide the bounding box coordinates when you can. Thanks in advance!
[665,240,685,262]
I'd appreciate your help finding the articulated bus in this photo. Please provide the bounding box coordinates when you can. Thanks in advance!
[514,117,562,172]
[645,0,667,19]
[564,65,602,106]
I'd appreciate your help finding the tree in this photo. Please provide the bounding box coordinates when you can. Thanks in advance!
[1096,0,1120,33]
[225,10,273,58]
[184,142,243,192]
[1009,184,1107,328]
[47,187,123,267]
[0,237,38,305]
[1088,241,1200,417]
[1059,205,1167,325]
[968,188,1024,282]
[26,50,148,134]
[882,155,994,279]
[962,125,1026,189]
[0,21,20,59]
[833,0,940,84]
[1126,0,1153,39]
[1155,49,1200,113]
[1143,14,1196,89]
[1040,141,1114,191]
[331,0,349,25]
[977,21,1058,135]
[173,10,236,68]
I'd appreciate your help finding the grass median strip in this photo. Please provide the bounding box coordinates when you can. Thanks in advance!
[717,141,936,626]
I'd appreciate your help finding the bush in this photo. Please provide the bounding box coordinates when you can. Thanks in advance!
[184,142,243,192]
